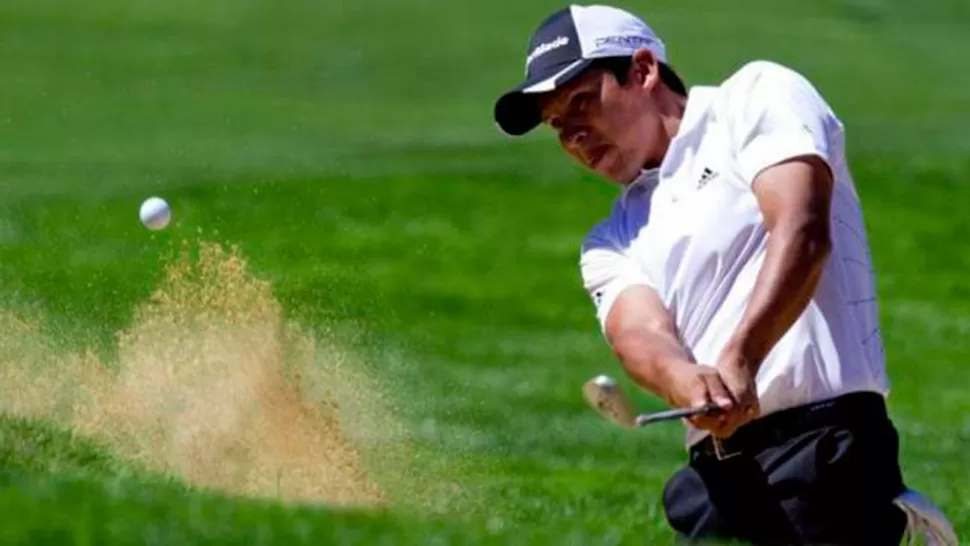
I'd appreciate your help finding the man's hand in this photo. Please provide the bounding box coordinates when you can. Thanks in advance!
[664,362,739,435]
[663,360,759,437]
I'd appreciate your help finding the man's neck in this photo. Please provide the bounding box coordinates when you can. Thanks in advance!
[642,88,688,171]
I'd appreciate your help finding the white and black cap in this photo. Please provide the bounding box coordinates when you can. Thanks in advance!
[494,4,668,136]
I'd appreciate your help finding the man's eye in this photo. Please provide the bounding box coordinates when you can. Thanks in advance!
[573,93,594,111]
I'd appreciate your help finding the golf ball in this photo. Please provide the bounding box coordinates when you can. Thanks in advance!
[139,196,171,231]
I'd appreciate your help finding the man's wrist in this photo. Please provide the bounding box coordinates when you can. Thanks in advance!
[719,335,763,374]
[654,358,698,406]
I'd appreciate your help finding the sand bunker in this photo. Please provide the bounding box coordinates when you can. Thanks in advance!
[0,241,395,507]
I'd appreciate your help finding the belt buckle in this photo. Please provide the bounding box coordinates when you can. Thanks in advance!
[711,436,741,461]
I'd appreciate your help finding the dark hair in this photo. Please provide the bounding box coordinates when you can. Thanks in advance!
[588,56,687,97]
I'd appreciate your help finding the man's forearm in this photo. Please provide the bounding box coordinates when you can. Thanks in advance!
[610,327,695,406]
[725,221,832,369]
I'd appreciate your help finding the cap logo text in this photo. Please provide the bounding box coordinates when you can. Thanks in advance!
[526,36,570,67]
[594,35,654,49]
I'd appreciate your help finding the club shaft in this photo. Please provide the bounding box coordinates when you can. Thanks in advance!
[636,403,720,425]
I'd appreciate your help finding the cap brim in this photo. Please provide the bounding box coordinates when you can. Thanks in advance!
[494,58,594,136]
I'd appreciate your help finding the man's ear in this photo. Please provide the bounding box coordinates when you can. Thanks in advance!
[631,48,661,91]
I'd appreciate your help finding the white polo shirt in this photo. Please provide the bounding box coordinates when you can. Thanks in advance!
[580,60,891,448]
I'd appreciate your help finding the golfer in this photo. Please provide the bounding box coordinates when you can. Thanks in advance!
[493,4,956,545]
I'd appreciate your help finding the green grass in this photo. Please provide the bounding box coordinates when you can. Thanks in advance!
[0,0,968,543]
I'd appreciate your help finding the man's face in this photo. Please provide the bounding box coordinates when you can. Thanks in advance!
[537,61,662,184]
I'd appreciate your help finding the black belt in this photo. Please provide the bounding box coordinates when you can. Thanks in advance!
[689,391,889,462]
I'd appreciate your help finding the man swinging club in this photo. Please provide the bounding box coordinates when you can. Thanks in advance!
[492,4,957,545]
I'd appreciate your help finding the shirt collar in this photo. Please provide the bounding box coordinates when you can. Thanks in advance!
[620,168,659,206]
[678,85,717,138]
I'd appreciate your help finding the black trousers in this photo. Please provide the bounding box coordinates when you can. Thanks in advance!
[661,392,909,546]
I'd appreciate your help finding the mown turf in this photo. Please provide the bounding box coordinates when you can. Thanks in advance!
[0,0,968,543]
[0,419,515,546]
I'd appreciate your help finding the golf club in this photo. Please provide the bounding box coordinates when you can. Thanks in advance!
[582,374,721,428]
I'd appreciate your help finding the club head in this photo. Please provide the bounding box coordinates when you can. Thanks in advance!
[582,374,637,428]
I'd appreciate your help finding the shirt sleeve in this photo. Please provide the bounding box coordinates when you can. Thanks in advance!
[727,61,840,186]
[579,220,654,333]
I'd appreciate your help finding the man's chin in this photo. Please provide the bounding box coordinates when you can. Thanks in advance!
[577,154,635,186]
[593,164,638,186]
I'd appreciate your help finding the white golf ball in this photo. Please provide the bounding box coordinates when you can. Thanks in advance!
[139,196,171,231]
